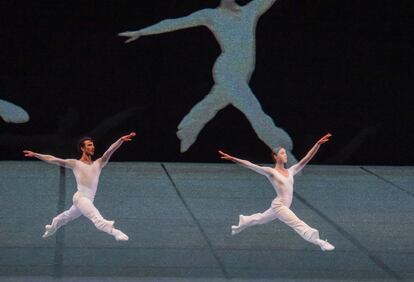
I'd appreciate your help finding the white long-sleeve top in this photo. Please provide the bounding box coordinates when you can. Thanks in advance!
[33,138,123,200]
[234,160,303,207]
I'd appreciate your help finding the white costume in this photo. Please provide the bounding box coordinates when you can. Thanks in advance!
[35,139,128,241]
[231,160,334,251]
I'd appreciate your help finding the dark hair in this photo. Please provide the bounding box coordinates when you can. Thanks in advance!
[271,146,283,162]
[78,137,93,152]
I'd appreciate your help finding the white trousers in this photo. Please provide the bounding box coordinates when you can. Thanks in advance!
[236,198,320,244]
[49,192,114,235]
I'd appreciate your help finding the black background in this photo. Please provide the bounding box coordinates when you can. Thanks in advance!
[0,0,412,164]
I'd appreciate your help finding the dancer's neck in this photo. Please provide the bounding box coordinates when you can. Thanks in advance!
[275,162,286,171]
[80,154,93,164]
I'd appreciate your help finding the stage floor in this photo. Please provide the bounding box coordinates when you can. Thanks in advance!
[0,162,413,281]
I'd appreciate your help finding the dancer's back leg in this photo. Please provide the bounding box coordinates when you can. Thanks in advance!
[232,207,278,235]
[43,205,82,238]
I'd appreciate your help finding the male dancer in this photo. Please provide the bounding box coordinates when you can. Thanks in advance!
[119,0,295,164]
[23,132,136,241]
[219,133,335,251]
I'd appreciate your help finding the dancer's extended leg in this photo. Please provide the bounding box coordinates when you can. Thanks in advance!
[177,85,229,152]
[273,201,334,251]
[74,196,128,241]
[231,207,278,235]
[43,205,82,238]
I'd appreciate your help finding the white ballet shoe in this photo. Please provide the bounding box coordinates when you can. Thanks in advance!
[231,215,246,235]
[112,229,129,241]
[317,239,335,251]
[42,224,56,238]
[231,225,240,235]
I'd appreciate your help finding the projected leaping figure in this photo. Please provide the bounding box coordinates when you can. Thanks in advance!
[120,0,295,161]
[0,99,29,123]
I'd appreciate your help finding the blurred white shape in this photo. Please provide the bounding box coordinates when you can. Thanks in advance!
[0,99,29,123]
[121,0,296,162]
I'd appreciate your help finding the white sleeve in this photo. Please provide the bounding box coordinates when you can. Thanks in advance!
[34,153,76,169]
[289,163,304,176]
[233,158,272,176]
[97,138,124,168]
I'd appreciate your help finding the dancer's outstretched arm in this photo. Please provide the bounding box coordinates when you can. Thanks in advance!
[247,0,278,16]
[97,132,136,168]
[23,150,76,169]
[118,9,212,43]
[219,150,272,176]
[290,133,332,175]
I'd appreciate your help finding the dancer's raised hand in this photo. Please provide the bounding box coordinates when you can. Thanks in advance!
[121,132,136,142]
[317,133,332,145]
[218,150,235,161]
[118,31,142,43]
[23,150,35,157]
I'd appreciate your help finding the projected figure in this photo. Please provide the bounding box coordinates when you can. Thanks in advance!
[219,133,335,251]
[119,0,295,162]
[23,132,136,241]
[0,99,29,123]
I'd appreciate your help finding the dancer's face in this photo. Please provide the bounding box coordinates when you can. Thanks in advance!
[274,148,288,164]
[81,140,95,156]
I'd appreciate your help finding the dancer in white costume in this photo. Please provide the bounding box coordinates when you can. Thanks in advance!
[219,133,335,251]
[119,0,296,164]
[23,132,136,241]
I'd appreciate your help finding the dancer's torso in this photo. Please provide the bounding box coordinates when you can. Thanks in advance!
[267,168,294,207]
[71,160,102,200]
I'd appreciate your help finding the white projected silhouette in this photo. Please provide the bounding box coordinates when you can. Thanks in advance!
[120,0,295,162]
[0,99,29,123]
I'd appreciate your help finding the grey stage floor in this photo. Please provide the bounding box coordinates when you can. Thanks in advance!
[0,162,413,281]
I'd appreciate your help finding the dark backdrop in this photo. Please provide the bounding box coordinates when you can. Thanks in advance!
[0,0,412,165]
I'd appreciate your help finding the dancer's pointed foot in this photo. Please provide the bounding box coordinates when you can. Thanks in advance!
[231,215,246,235]
[231,225,240,235]
[316,239,335,251]
[42,224,56,238]
[112,229,129,241]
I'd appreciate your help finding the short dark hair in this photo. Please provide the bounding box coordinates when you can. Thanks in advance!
[271,146,283,162]
[78,137,93,152]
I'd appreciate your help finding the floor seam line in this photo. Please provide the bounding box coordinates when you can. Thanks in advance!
[161,163,229,279]
[294,190,402,281]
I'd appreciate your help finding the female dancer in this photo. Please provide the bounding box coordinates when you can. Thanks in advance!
[219,133,335,251]
[23,132,136,241]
